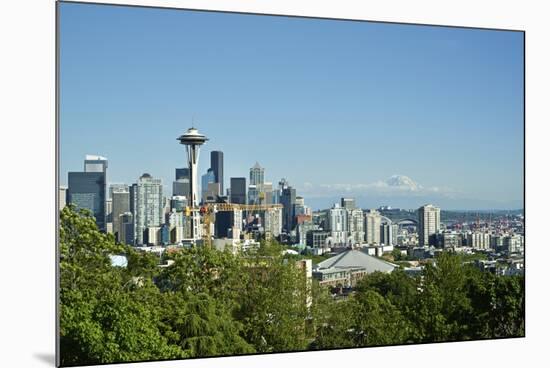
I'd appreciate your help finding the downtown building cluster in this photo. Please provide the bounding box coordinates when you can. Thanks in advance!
[61,154,301,249]
[60,155,524,258]
[60,147,524,282]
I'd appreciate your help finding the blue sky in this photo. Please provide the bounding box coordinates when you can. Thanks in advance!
[59,2,524,210]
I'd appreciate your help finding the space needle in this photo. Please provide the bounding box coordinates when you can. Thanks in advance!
[177,126,208,243]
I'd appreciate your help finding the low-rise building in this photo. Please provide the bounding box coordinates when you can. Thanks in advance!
[307,230,330,248]
[312,249,397,288]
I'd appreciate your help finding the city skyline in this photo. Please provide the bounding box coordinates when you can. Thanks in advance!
[62,150,523,211]
[59,3,524,210]
[55,4,525,365]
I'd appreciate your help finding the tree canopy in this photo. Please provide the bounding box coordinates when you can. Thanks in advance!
[59,205,524,365]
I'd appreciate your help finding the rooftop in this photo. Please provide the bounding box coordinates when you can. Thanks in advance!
[315,249,397,274]
[85,154,107,161]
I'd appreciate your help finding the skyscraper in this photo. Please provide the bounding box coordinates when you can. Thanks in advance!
[105,199,113,233]
[294,196,311,217]
[230,177,247,205]
[133,173,163,245]
[248,184,259,204]
[84,154,108,173]
[380,223,393,245]
[418,204,441,246]
[68,155,108,231]
[109,183,128,199]
[111,184,130,242]
[118,212,134,245]
[248,162,265,205]
[274,178,288,204]
[365,209,382,244]
[210,151,224,194]
[250,162,265,186]
[328,203,348,246]
[348,208,365,244]
[201,168,216,202]
[261,182,273,205]
[264,207,283,238]
[170,196,188,212]
[215,209,243,239]
[281,186,296,233]
[172,178,190,197]
[173,168,190,198]
[175,168,190,181]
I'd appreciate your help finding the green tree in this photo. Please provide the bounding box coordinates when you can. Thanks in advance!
[491,275,524,337]
[156,245,246,309]
[59,205,525,363]
[350,289,411,346]
[59,205,184,366]
[412,252,473,342]
[356,270,418,313]
[311,295,356,349]
[465,270,524,339]
[235,240,310,353]
[391,248,403,261]
[313,288,411,349]
[125,246,161,279]
[160,291,255,357]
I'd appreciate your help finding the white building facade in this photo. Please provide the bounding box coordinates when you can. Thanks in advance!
[133,173,164,245]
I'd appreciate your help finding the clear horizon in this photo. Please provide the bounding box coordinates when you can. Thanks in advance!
[59,3,524,211]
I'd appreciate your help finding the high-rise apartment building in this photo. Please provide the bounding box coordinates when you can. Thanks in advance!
[380,222,394,245]
[467,232,491,250]
[418,204,441,246]
[365,209,382,244]
[297,221,319,246]
[328,203,348,246]
[294,196,305,214]
[264,207,283,238]
[132,173,163,245]
[348,208,365,244]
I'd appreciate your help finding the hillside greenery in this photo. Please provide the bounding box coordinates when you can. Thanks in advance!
[59,205,524,366]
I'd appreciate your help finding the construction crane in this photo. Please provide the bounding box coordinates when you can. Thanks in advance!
[192,202,283,248]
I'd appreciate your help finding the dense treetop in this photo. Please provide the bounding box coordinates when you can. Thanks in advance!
[59,206,524,366]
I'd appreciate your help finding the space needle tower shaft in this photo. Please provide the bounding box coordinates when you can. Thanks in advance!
[177,127,208,243]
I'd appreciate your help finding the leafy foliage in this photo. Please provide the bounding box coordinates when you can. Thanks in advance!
[235,241,310,353]
[59,205,524,365]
